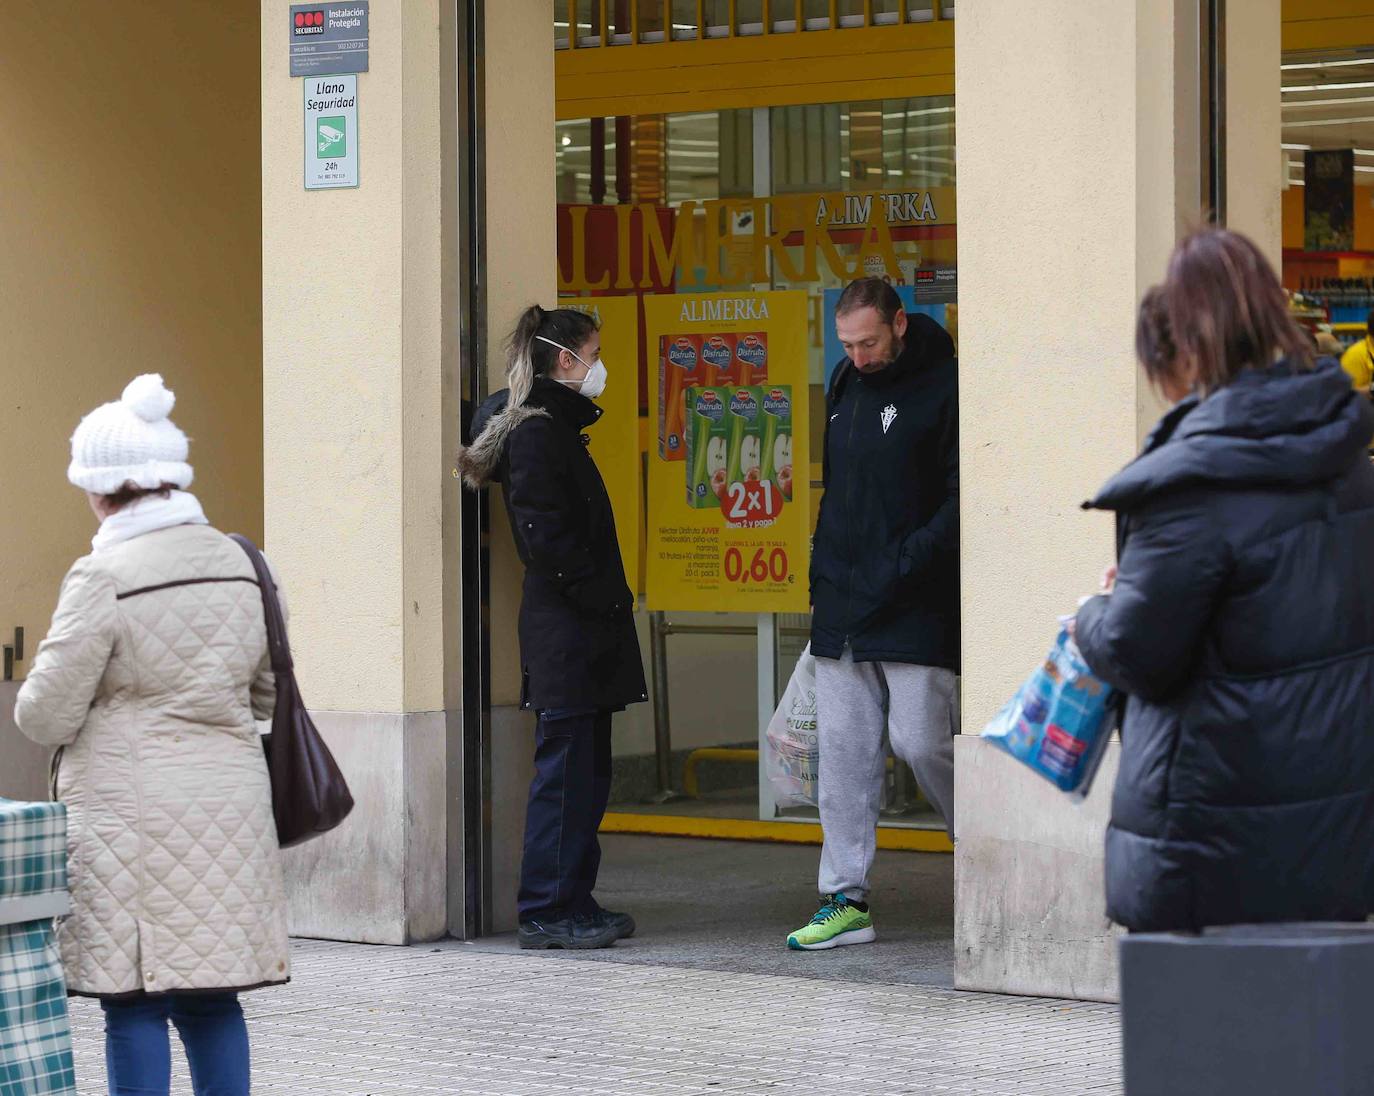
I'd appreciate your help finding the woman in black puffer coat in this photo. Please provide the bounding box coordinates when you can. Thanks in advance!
[1075,229,1374,933]
[457,305,646,951]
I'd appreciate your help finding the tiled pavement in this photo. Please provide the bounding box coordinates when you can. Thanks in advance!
[68,938,1122,1094]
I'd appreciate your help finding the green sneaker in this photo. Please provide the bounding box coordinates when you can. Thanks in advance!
[786,893,875,951]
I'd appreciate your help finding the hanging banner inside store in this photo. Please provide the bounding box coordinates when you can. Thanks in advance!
[645,291,810,613]
[558,188,955,294]
[563,295,642,590]
[289,3,370,77]
[1305,149,1354,251]
[304,75,358,190]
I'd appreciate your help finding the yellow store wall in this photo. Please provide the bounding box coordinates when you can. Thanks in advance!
[0,4,264,673]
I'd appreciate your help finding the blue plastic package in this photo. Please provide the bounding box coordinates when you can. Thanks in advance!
[981,629,1118,799]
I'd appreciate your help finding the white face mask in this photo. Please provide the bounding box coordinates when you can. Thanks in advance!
[536,335,608,399]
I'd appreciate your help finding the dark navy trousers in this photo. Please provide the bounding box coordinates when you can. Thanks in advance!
[517,709,613,921]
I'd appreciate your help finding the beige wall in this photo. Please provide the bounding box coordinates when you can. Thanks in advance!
[954,0,1181,1002]
[479,0,558,931]
[260,0,450,943]
[957,3,1143,736]
[0,3,263,668]
[261,0,445,715]
[954,0,1283,1001]
[1227,0,1283,269]
[486,0,559,709]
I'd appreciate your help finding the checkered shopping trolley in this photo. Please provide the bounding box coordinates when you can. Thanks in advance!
[0,798,75,1096]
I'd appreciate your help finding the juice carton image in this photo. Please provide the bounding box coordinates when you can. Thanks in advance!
[659,335,703,461]
[725,387,763,499]
[700,334,736,385]
[759,385,793,501]
[685,387,731,508]
[734,333,769,385]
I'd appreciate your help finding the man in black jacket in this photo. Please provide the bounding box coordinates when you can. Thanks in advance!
[787,278,959,952]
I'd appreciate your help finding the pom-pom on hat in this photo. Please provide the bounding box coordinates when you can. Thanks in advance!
[67,374,194,494]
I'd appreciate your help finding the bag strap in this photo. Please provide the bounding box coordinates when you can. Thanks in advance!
[229,534,294,676]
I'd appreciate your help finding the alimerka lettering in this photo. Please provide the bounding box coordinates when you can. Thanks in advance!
[678,298,771,323]
[558,188,949,293]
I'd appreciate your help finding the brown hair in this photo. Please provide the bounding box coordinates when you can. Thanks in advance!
[1159,228,1313,395]
[102,482,176,512]
[835,276,903,325]
[1135,285,1176,378]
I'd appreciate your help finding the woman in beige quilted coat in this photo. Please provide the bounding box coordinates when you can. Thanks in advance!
[16,374,289,1096]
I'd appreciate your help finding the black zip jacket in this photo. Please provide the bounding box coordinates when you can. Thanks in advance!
[456,376,647,713]
[1077,359,1374,931]
[810,313,959,668]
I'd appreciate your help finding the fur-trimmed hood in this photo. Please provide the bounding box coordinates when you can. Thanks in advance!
[454,394,550,489]
[456,378,605,490]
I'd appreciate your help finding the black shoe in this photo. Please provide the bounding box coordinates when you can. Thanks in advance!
[580,906,636,941]
[518,915,619,950]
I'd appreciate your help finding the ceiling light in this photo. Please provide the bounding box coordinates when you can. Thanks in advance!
[1284,115,1374,128]
[1282,58,1374,71]
[561,135,572,146]
[1284,81,1374,93]
[1283,94,1374,109]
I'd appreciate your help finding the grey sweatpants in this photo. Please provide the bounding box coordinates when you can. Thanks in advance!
[815,646,957,902]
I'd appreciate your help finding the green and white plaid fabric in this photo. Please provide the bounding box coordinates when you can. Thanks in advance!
[0,800,76,1094]
[0,922,76,1095]
[0,800,67,904]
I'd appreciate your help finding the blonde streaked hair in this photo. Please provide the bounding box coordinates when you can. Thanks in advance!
[505,305,599,408]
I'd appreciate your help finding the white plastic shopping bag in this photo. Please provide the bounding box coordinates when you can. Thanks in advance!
[765,644,819,807]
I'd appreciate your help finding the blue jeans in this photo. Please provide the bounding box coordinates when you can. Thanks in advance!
[101,993,249,1096]
[517,708,613,921]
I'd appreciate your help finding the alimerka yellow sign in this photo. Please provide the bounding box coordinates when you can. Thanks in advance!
[644,290,810,613]
[563,295,642,591]
[559,188,954,294]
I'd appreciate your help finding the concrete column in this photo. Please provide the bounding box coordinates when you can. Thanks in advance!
[482,1,558,933]
[1226,0,1282,267]
[953,0,1281,1001]
[260,0,448,944]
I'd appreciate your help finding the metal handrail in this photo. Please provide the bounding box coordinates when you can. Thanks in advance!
[648,613,809,800]
[660,621,808,638]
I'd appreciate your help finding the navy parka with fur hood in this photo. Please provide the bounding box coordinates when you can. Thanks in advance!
[1076,358,1374,932]
[457,376,647,714]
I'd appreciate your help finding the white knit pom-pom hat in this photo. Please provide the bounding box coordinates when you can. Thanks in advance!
[67,374,194,494]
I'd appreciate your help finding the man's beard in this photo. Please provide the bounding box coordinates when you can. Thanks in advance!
[860,329,905,372]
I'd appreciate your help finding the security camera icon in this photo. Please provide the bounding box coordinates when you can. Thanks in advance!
[318,124,345,154]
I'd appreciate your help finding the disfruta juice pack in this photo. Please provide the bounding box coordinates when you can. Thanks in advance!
[662,332,770,460]
[685,387,730,508]
[700,335,735,385]
[759,386,793,501]
[734,334,769,385]
[659,335,703,461]
[724,387,764,498]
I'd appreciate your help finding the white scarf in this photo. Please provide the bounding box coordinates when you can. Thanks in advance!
[91,490,210,552]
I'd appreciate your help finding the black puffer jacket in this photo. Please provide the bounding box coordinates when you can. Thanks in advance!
[457,376,647,713]
[1076,358,1374,932]
[810,314,959,669]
